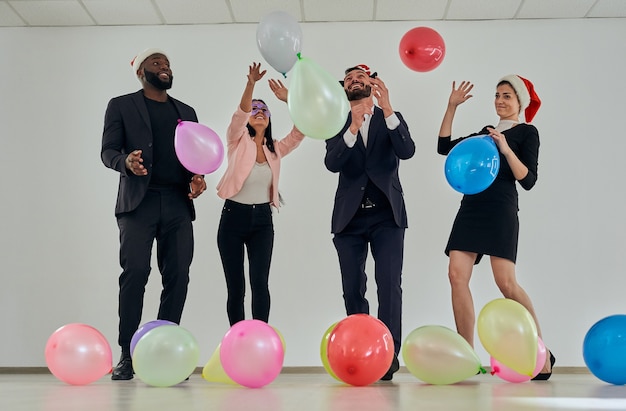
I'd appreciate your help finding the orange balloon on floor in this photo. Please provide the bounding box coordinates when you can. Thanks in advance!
[326,314,394,386]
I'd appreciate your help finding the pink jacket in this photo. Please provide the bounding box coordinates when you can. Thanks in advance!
[216,106,305,208]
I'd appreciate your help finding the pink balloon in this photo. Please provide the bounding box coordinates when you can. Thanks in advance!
[174,121,224,174]
[45,323,112,385]
[130,319,176,356]
[220,320,284,388]
[490,337,547,383]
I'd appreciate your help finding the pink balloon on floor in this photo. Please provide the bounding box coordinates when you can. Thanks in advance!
[174,120,224,174]
[45,323,112,385]
[220,320,284,388]
[491,337,547,383]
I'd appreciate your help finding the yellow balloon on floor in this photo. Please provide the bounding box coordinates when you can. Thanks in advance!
[271,326,287,354]
[202,344,237,385]
[320,322,341,381]
[477,298,537,376]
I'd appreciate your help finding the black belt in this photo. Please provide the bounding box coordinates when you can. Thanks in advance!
[224,199,270,210]
[360,198,376,209]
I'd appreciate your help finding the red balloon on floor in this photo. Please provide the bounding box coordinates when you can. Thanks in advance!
[326,314,394,386]
[399,27,446,72]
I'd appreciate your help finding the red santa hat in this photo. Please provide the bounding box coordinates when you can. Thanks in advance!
[498,74,541,123]
[340,64,378,86]
[345,64,373,76]
[131,48,168,77]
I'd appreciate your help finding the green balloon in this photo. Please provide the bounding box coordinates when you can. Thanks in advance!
[287,56,350,140]
[402,325,482,385]
[133,325,199,387]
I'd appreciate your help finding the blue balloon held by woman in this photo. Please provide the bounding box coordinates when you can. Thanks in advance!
[444,135,499,195]
[583,314,626,385]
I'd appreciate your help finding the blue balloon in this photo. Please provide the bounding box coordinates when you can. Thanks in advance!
[583,314,626,385]
[444,135,500,195]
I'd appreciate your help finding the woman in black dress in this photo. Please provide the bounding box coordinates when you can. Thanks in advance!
[437,75,554,380]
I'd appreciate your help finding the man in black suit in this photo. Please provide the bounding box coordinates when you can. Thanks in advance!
[325,64,415,381]
[101,48,206,380]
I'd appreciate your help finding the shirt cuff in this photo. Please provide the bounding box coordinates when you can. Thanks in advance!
[343,129,357,148]
[385,113,400,130]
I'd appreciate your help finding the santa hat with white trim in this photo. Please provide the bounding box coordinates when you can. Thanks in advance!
[498,74,541,123]
[130,48,168,77]
[340,64,378,86]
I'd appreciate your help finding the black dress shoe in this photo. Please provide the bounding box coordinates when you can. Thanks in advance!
[111,355,134,380]
[380,354,400,381]
[531,351,555,381]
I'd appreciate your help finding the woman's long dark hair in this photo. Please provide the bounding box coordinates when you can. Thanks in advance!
[246,99,275,153]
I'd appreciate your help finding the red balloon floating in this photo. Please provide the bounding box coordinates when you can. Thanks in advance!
[399,27,446,72]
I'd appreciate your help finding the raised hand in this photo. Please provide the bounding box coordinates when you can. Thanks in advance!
[269,79,288,102]
[370,76,392,115]
[349,101,374,134]
[248,62,267,84]
[448,81,474,107]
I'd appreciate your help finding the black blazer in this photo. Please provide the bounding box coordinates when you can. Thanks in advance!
[101,90,199,218]
[325,107,415,233]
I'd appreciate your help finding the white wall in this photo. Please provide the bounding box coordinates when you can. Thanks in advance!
[0,18,624,368]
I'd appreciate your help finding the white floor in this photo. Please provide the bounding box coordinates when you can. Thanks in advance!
[2,372,626,411]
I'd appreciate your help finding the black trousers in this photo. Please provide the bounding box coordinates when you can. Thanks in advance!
[332,205,405,355]
[116,188,193,352]
[217,199,274,326]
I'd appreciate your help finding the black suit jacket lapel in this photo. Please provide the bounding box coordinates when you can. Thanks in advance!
[366,108,383,153]
[345,113,366,153]
[130,90,152,132]
[356,131,366,152]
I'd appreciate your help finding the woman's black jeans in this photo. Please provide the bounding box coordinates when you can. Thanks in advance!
[217,199,274,325]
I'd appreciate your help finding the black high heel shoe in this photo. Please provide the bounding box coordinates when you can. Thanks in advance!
[531,351,555,381]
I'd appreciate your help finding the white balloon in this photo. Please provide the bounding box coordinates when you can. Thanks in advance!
[256,11,303,75]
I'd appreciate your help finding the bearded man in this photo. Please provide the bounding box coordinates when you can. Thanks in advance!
[101,48,206,380]
[324,64,415,381]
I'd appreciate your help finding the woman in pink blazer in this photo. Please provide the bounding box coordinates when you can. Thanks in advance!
[216,62,305,326]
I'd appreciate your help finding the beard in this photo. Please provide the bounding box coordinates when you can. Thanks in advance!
[346,84,371,101]
[144,70,173,90]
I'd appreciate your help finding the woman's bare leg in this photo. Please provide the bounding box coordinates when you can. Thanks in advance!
[448,251,478,347]
[491,256,551,373]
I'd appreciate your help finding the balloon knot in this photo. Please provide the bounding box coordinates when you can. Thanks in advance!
[177,118,182,124]
[479,366,488,374]
[282,73,287,79]
[296,52,302,60]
